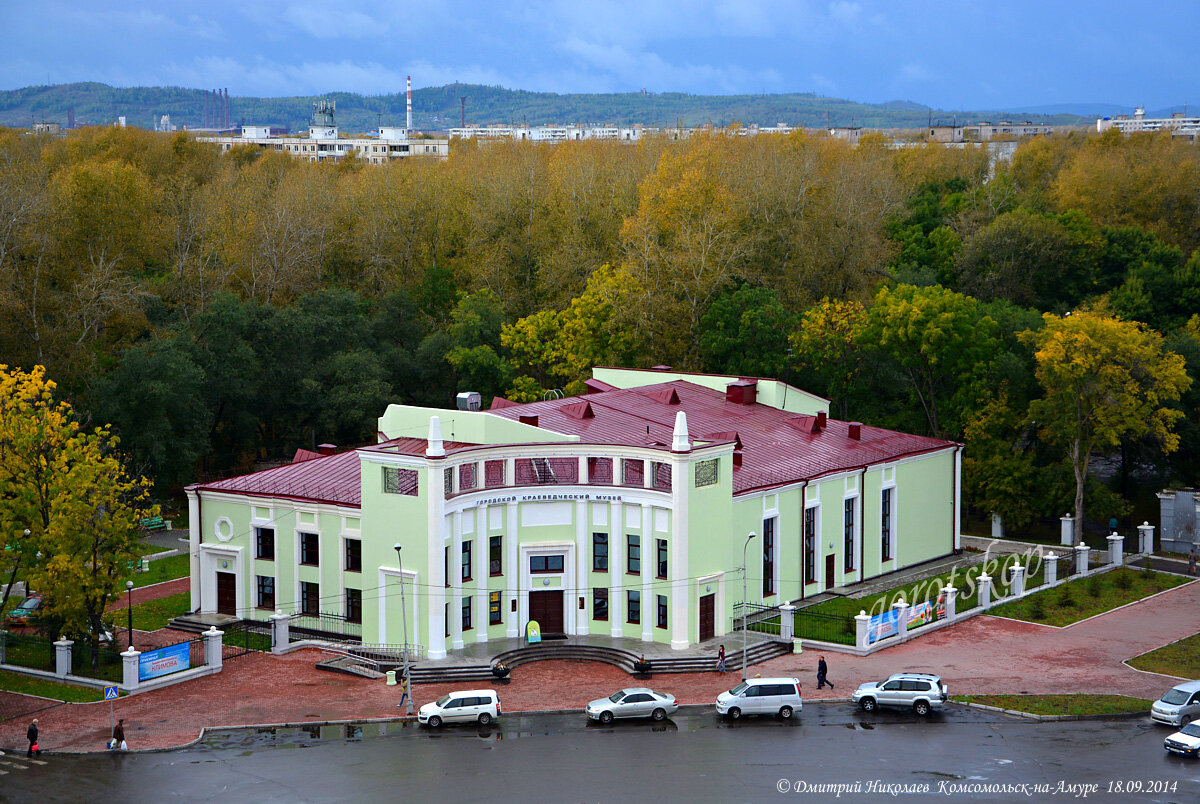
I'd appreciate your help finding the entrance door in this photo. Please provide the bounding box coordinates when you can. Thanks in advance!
[528,590,564,635]
[825,555,836,591]
[698,593,716,642]
[216,571,236,615]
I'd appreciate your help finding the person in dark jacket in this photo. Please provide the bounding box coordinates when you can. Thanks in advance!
[27,718,40,757]
[112,718,127,750]
[817,656,834,689]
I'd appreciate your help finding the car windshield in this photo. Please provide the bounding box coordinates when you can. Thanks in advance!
[729,682,748,695]
[1161,689,1191,705]
[1182,723,1200,738]
[15,598,39,612]
[608,691,626,703]
[435,694,451,707]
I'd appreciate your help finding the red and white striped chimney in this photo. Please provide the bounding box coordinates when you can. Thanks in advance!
[406,76,412,131]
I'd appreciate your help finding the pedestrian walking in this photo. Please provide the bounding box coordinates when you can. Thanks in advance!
[716,644,726,674]
[27,719,40,757]
[816,655,834,689]
[110,718,127,751]
[1189,545,1197,576]
[396,675,410,708]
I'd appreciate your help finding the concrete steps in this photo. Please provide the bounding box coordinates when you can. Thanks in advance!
[315,655,386,679]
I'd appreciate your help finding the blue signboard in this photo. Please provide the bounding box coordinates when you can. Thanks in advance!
[138,642,191,682]
[867,609,899,644]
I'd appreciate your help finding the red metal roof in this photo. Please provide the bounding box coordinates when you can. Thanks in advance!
[193,449,364,506]
[489,381,957,494]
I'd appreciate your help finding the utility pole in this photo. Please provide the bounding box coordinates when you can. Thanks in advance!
[741,531,756,681]
[393,544,414,716]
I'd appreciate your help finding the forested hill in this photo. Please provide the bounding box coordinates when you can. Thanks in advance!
[0,82,1091,132]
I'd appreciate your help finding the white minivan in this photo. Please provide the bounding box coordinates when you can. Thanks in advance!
[418,689,501,727]
[1151,680,1200,727]
[716,677,802,720]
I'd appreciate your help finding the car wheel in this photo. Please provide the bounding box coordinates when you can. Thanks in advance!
[652,708,666,721]
[428,715,442,728]
[914,701,931,717]
[728,707,742,721]
[779,705,793,719]
[599,710,614,724]
[860,698,877,713]
[478,712,492,726]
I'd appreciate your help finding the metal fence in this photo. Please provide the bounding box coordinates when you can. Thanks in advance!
[733,601,856,645]
[223,620,272,658]
[1,632,56,672]
[288,612,362,642]
[71,641,124,682]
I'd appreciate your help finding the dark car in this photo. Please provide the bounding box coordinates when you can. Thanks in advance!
[4,595,43,627]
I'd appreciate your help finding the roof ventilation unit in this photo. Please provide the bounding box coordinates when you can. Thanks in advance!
[456,391,482,411]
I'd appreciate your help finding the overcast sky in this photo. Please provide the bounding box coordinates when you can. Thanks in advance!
[4,1,1195,110]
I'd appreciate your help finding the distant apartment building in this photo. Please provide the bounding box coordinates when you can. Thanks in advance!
[928,121,1054,142]
[450,124,650,142]
[198,100,448,163]
[1097,108,1200,143]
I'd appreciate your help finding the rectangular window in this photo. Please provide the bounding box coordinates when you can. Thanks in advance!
[484,459,506,488]
[300,532,319,566]
[530,555,565,574]
[489,536,503,576]
[444,467,454,497]
[345,588,362,623]
[300,581,319,616]
[622,459,644,487]
[382,466,418,495]
[881,488,893,562]
[627,590,641,624]
[804,507,816,584]
[763,517,776,597]
[256,528,275,561]
[462,540,472,581]
[588,456,613,485]
[256,575,275,609]
[459,462,477,491]
[593,532,609,572]
[627,535,641,575]
[656,539,668,579]
[657,595,668,628]
[844,498,856,572]
[489,591,502,625]
[344,539,362,573]
[462,595,472,631]
[694,458,718,487]
[593,588,609,620]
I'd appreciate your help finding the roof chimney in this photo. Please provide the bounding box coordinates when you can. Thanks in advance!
[848,422,862,441]
[426,415,445,457]
[732,451,743,468]
[406,76,412,131]
[671,411,691,453]
[519,414,539,427]
[316,443,337,456]
[812,411,826,433]
[725,379,757,406]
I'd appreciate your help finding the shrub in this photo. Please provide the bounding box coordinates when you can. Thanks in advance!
[1029,595,1046,620]
[1087,576,1102,598]
[1057,583,1074,607]
[1142,556,1154,578]
[1114,570,1133,590]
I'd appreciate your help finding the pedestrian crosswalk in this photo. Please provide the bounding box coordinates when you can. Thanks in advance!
[0,756,46,773]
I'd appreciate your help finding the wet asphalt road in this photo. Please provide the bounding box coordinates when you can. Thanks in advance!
[2,704,1197,803]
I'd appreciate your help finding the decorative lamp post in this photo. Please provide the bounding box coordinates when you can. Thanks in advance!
[742,531,756,681]
[393,544,414,716]
[126,580,135,649]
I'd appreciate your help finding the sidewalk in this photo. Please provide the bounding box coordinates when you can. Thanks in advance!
[3,578,1196,754]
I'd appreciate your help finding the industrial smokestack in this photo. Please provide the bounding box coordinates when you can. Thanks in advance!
[406,76,412,131]
[224,88,230,130]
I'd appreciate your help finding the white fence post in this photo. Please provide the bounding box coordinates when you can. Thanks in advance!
[779,604,795,641]
[894,601,910,641]
[1060,514,1074,547]
[270,610,290,655]
[204,627,225,671]
[1075,544,1090,575]
[942,586,957,621]
[1137,522,1154,555]
[1044,553,1058,586]
[1108,533,1123,566]
[54,637,73,678]
[855,610,870,651]
[991,513,1004,539]
[977,574,992,609]
[1010,564,1025,597]
[122,648,140,691]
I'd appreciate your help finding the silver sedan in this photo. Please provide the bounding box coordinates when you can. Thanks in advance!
[586,688,678,723]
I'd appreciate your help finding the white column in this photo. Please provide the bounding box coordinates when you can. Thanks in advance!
[1137,522,1154,555]
[575,500,589,636]
[1108,532,1123,566]
[475,507,488,643]
[54,638,73,678]
[270,610,290,654]
[187,490,201,611]
[670,451,691,651]
[1060,514,1074,546]
[942,586,957,621]
[855,610,870,651]
[641,504,652,642]
[894,601,910,641]
[506,502,519,638]
[977,574,992,609]
[426,461,448,660]
[609,501,624,638]
[1010,564,1025,597]
[204,626,224,670]
[121,648,140,691]
[990,513,1004,539]
[1075,544,1090,575]
[779,604,795,641]
[451,511,463,650]
[1044,553,1058,585]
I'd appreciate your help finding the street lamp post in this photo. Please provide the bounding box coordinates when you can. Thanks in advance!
[126,580,135,650]
[742,531,756,681]
[393,544,413,716]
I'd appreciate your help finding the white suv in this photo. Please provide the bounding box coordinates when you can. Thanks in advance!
[715,677,803,720]
[852,673,947,716]
[418,689,501,727]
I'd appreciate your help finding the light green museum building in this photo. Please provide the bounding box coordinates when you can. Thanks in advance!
[187,367,961,658]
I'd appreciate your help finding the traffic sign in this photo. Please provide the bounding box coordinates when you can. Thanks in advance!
[104,686,119,701]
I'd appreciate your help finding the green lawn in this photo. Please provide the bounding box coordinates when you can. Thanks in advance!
[134,554,190,587]
[1127,633,1200,679]
[0,668,107,702]
[127,591,192,631]
[954,694,1152,717]
[988,568,1189,627]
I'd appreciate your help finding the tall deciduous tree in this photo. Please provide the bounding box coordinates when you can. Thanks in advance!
[1023,311,1191,542]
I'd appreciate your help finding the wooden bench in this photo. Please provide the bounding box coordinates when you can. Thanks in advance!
[139,516,167,531]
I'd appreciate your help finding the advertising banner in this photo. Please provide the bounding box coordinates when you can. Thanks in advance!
[907,601,934,629]
[867,609,899,644]
[138,641,191,682]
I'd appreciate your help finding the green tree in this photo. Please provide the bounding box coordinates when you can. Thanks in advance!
[1023,310,1191,542]
[698,285,795,378]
